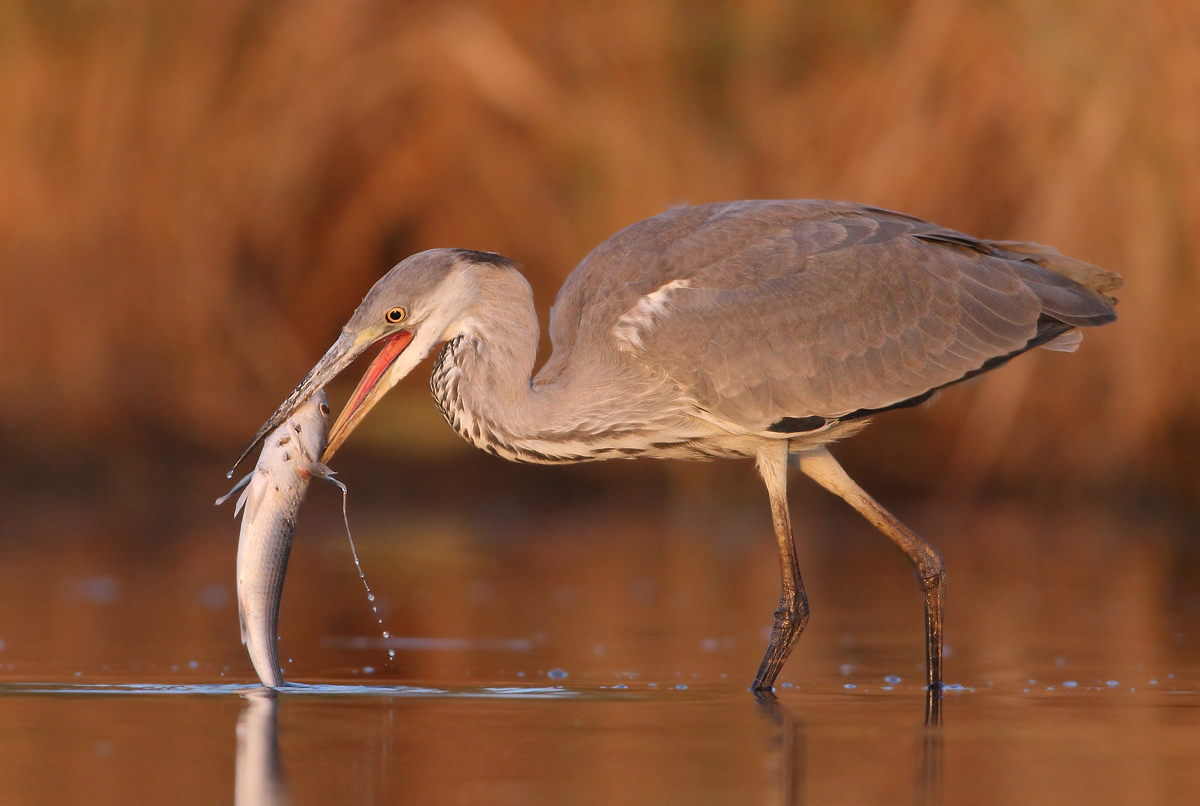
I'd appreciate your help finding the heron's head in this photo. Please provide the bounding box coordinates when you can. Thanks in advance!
[229,248,516,475]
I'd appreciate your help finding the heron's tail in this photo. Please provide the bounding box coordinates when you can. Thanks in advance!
[988,239,1124,304]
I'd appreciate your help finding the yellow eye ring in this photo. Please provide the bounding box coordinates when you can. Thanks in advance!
[385,307,407,325]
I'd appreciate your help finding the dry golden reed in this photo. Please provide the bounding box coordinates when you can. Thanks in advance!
[1,0,1196,497]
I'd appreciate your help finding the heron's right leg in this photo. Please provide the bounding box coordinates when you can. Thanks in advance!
[794,446,945,694]
[752,444,810,691]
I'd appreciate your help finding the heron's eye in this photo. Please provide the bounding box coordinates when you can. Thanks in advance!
[385,307,407,325]
[319,403,330,416]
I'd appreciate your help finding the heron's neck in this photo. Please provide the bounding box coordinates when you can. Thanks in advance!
[429,275,633,464]
[427,276,552,461]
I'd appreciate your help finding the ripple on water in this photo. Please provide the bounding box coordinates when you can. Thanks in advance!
[0,681,581,699]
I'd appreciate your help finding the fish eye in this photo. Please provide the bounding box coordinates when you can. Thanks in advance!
[319,402,330,416]
[385,307,407,325]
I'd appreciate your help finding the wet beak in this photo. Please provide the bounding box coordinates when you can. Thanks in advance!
[228,329,376,476]
[322,330,414,463]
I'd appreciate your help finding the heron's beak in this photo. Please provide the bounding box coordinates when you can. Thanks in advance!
[228,329,379,476]
[322,329,414,462]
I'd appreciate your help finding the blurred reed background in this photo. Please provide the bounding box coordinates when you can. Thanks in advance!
[0,0,1195,505]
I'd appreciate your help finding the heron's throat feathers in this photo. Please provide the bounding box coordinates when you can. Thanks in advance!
[429,300,676,464]
[428,270,561,461]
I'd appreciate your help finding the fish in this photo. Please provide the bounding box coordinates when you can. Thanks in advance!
[217,390,342,688]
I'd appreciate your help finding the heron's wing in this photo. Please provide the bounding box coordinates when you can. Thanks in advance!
[591,202,1118,433]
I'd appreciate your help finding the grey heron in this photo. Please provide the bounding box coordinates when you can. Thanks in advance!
[230,200,1121,700]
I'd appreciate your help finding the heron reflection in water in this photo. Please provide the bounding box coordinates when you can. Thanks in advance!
[232,200,1120,714]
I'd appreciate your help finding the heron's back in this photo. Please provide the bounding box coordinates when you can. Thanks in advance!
[541,200,1120,436]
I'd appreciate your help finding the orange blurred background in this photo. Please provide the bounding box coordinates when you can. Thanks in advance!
[1,0,1195,505]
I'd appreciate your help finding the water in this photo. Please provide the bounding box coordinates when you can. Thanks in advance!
[1,475,1198,804]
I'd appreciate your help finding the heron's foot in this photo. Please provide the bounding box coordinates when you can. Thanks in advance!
[919,570,946,690]
[925,685,943,727]
[751,602,810,691]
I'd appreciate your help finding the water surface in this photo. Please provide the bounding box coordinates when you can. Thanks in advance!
[0,472,1196,805]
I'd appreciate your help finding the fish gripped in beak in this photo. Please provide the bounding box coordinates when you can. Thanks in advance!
[228,329,414,476]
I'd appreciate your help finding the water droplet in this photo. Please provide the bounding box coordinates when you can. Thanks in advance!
[675,684,687,690]
[884,675,901,684]
[1106,680,1119,687]
[844,683,856,689]
[1063,680,1078,688]
[548,668,568,680]
[331,488,394,666]
[612,684,627,690]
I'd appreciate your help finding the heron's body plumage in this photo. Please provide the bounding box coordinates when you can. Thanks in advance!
[542,200,1118,443]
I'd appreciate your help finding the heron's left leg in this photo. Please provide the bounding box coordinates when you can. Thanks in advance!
[752,443,810,691]
[794,446,945,693]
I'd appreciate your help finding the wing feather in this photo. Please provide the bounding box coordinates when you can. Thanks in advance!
[543,201,1119,432]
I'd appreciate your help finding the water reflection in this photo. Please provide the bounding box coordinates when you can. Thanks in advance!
[920,728,944,806]
[236,690,286,806]
[1,491,1199,804]
[755,692,805,805]
[755,689,942,806]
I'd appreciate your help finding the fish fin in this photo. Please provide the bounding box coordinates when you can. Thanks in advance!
[308,462,347,494]
[240,477,268,521]
[215,472,254,508]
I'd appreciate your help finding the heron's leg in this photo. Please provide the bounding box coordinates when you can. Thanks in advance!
[794,446,945,693]
[752,444,810,691]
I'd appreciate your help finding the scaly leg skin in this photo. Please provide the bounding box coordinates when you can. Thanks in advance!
[753,444,810,692]
[795,446,946,726]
